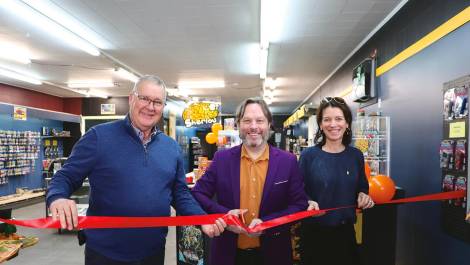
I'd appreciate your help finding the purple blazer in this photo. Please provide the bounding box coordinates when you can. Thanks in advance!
[192,145,308,265]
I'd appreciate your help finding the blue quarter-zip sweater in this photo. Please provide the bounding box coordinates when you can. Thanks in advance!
[46,116,205,262]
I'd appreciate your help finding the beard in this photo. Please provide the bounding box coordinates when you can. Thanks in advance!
[240,129,270,147]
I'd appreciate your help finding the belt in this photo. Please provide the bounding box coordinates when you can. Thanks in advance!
[237,248,260,253]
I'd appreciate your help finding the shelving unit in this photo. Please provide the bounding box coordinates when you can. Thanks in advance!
[189,137,203,170]
[0,130,41,185]
[440,75,470,242]
[352,115,390,177]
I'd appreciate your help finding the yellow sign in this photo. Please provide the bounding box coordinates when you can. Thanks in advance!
[449,121,466,138]
[182,102,220,127]
[13,106,27,121]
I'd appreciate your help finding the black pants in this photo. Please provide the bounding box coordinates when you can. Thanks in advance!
[85,247,164,265]
[299,222,360,265]
[235,248,262,265]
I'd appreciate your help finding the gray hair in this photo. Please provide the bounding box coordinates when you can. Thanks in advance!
[235,97,273,125]
[131,75,167,102]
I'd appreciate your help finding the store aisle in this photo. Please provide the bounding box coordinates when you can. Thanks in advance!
[8,202,177,264]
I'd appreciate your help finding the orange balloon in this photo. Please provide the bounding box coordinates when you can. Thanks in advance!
[205,132,217,144]
[211,123,223,134]
[368,175,396,203]
[364,163,371,180]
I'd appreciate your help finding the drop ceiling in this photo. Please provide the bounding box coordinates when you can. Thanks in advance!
[0,0,402,114]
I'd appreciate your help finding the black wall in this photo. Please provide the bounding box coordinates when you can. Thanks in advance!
[81,97,129,116]
[304,1,470,265]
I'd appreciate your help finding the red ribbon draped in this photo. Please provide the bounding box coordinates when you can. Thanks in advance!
[0,190,465,233]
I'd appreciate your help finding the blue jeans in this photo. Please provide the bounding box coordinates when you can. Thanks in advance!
[85,247,164,265]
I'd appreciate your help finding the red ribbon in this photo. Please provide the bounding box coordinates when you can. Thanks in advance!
[0,190,464,233]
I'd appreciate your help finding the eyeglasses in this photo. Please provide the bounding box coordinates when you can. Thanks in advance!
[134,92,165,108]
[321,96,345,105]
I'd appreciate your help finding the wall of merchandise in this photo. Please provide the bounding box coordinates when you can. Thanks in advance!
[441,75,470,242]
[0,109,63,196]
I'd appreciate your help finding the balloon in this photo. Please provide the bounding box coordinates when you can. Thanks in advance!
[364,163,371,180]
[205,132,217,144]
[211,123,223,134]
[368,175,396,203]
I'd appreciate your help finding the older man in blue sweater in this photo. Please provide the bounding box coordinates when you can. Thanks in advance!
[47,75,224,265]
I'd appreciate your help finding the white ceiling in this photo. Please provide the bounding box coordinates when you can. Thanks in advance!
[0,0,402,114]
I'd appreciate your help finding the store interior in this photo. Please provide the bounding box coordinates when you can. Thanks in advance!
[0,0,470,264]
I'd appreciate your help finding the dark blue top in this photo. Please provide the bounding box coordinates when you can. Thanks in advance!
[46,116,205,262]
[299,145,369,226]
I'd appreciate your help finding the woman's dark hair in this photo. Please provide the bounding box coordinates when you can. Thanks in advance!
[314,97,353,147]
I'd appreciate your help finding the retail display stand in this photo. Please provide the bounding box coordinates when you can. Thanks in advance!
[353,114,390,176]
[440,74,470,242]
[352,114,402,265]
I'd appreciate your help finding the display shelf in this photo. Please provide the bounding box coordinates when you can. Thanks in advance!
[0,130,41,184]
[352,115,390,176]
[40,136,72,139]
[440,75,470,243]
[189,137,203,169]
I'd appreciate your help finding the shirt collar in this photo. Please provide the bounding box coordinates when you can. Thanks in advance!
[241,144,269,161]
[131,123,157,143]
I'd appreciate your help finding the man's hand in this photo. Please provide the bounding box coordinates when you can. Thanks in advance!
[201,218,226,238]
[357,192,374,209]
[247,218,263,237]
[225,209,248,234]
[307,200,319,211]
[49,198,78,230]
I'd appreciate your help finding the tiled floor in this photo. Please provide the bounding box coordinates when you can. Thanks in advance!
[7,202,177,264]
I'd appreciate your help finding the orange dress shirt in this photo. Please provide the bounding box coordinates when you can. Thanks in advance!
[238,144,269,249]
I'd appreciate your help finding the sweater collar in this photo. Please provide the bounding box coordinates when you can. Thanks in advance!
[124,114,161,143]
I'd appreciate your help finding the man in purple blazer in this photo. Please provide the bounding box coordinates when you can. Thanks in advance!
[192,98,309,265]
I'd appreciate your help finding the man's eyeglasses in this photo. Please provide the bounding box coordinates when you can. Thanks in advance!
[134,92,164,108]
[321,96,345,105]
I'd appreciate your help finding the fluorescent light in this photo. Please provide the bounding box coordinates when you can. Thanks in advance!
[72,88,108,98]
[260,0,270,49]
[264,89,274,99]
[259,0,286,79]
[68,82,115,88]
[0,43,31,64]
[178,89,189,98]
[87,89,108,99]
[259,48,268,79]
[260,0,287,45]
[265,77,277,89]
[264,96,273,105]
[115,68,138,83]
[0,67,42,85]
[0,0,100,56]
[177,81,225,89]
[167,88,179,96]
[21,0,107,49]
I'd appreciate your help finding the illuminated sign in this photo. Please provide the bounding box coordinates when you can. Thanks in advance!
[182,102,220,127]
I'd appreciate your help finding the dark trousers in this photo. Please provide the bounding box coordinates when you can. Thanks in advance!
[299,222,360,265]
[235,248,262,265]
[85,247,164,265]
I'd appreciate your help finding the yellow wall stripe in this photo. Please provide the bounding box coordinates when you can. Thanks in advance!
[376,6,470,77]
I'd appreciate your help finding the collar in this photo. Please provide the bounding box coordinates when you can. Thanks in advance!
[241,143,269,162]
[131,123,157,142]
[125,114,159,143]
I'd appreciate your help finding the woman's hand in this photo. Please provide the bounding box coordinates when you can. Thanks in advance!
[357,192,374,209]
[307,200,319,211]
